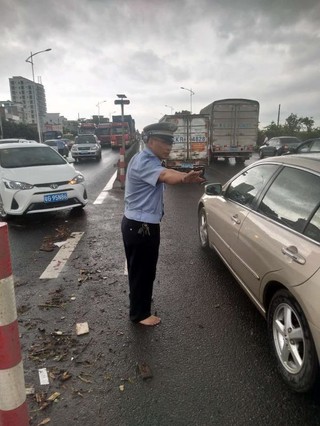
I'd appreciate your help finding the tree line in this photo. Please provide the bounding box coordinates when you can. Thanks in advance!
[258,114,320,145]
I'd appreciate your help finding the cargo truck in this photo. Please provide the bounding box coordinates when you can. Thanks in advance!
[200,98,259,163]
[111,115,136,149]
[78,121,96,135]
[159,113,210,174]
[95,123,112,147]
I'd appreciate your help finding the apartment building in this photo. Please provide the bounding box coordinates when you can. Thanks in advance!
[9,76,47,129]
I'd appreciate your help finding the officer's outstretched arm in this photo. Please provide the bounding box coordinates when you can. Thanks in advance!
[159,169,205,185]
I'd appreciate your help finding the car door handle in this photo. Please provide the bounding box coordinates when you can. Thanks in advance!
[231,214,241,225]
[281,245,306,265]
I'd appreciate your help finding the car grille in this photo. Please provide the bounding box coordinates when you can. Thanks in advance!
[26,198,81,212]
[35,181,70,188]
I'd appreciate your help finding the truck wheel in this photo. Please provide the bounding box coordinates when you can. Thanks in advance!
[235,157,245,164]
[268,289,319,393]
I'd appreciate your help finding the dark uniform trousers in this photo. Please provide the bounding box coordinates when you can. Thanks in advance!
[121,216,160,322]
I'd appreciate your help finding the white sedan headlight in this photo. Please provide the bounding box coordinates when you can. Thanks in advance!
[69,174,85,185]
[3,179,34,190]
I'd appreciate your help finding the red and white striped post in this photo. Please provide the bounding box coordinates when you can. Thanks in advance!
[0,223,29,426]
[119,147,126,188]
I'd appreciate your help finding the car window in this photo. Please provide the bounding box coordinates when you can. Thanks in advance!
[298,142,311,153]
[0,147,66,168]
[282,138,300,145]
[45,141,57,147]
[269,139,278,147]
[310,140,320,152]
[304,207,320,243]
[226,164,279,207]
[75,135,96,144]
[257,166,320,234]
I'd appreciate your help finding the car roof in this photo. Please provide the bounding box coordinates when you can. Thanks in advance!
[0,138,33,143]
[300,138,320,143]
[256,153,320,172]
[0,142,48,149]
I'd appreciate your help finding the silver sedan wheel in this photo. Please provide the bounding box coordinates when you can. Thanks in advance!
[198,207,209,249]
[0,194,7,218]
[272,302,305,374]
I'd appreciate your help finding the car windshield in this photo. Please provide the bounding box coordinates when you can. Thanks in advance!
[95,128,110,135]
[75,136,96,144]
[112,127,128,135]
[281,138,300,144]
[0,146,67,168]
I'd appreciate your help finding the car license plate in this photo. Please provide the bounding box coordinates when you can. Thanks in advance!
[44,193,68,203]
[181,163,193,169]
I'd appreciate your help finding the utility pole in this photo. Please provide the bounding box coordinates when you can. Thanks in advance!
[277,104,281,126]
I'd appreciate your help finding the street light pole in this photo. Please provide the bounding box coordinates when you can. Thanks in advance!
[180,86,195,114]
[165,104,174,115]
[114,94,130,189]
[96,100,106,123]
[26,48,51,143]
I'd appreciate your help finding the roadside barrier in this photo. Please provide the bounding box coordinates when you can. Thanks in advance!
[0,222,29,426]
[114,140,140,189]
[118,147,126,188]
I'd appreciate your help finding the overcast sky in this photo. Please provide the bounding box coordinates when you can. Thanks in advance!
[1,0,320,131]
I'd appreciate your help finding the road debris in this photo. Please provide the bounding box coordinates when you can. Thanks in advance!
[37,418,51,425]
[26,386,35,395]
[38,368,49,385]
[76,322,89,336]
[29,332,78,362]
[78,373,93,384]
[47,392,61,402]
[137,362,153,380]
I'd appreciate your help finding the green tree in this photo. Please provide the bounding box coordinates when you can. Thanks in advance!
[2,120,38,140]
[300,116,315,132]
[284,113,301,133]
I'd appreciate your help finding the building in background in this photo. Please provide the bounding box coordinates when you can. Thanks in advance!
[9,76,47,130]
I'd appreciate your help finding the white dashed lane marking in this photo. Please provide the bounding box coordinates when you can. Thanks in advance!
[40,232,84,279]
[93,171,117,205]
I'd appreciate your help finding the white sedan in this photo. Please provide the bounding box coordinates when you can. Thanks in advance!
[0,142,88,218]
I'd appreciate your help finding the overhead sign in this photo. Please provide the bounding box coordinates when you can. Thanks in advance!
[114,100,130,105]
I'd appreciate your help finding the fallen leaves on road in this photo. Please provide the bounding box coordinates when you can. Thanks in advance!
[40,225,72,252]
[29,332,79,362]
[137,362,153,380]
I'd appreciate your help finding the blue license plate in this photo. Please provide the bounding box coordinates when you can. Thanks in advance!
[181,163,193,168]
[44,193,68,203]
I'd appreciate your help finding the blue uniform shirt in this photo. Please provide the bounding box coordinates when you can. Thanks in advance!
[124,147,166,224]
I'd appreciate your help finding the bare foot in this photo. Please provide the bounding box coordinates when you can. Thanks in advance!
[139,315,161,326]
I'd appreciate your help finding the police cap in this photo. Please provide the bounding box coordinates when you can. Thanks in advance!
[143,122,177,144]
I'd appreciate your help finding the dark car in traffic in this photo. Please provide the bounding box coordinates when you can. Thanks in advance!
[289,138,320,154]
[259,136,301,158]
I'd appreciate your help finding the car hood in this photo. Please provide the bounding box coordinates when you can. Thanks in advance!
[1,164,78,184]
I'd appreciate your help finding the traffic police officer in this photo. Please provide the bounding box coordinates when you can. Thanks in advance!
[121,122,205,326]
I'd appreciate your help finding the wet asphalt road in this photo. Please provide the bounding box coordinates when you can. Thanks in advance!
[3,150,320,425]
